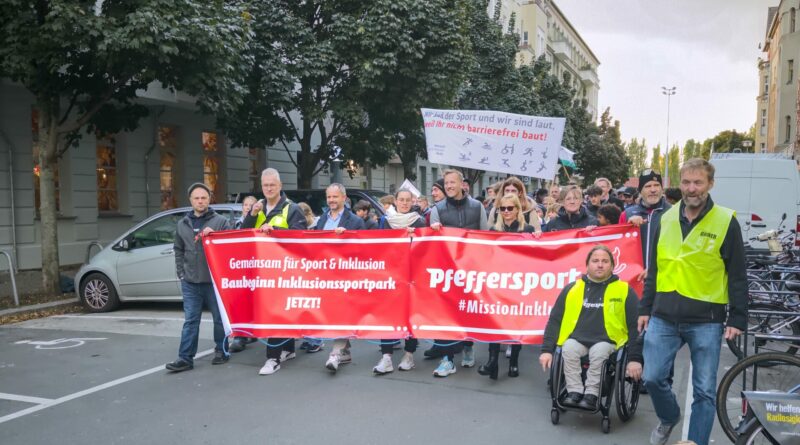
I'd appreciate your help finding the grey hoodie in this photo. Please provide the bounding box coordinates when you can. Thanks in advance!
[174,208,231,283]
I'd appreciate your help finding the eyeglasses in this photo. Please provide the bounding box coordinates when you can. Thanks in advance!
[641,169,661,176]
[498,206,517,212]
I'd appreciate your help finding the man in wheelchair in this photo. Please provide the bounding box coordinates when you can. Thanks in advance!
[539,245,643,410]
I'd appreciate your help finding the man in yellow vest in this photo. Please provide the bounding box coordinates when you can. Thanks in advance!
[539,245,643,411]
[638,158,746,445]
[240,168,307,375]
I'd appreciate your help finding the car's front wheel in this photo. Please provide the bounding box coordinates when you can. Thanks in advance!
[80,273,120,312]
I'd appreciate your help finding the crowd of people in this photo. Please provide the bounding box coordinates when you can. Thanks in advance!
[166,160,745,445]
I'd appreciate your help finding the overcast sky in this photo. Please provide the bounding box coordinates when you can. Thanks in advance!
[556,0,774,150]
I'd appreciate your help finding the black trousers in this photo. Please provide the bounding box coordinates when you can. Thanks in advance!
[438,340,473,361]
[266,338,296,360]
[380,338,418,355]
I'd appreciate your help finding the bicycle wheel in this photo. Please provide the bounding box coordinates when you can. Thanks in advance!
[726,302,800,360]
[716,352,800,442]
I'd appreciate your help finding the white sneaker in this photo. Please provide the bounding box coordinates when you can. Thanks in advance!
[259,358,280,375]
[339,348,352,364]
[461,346,475,368]
[398,352,415,371]
[326,353,340,372]
[373,354,394,374]
[280,350,296,362]
[433,358,456,377]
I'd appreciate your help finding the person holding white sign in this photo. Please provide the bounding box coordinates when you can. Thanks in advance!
[428,169,489,378]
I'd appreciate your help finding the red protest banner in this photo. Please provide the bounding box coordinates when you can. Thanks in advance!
[203,229,412,340]
[203,225,643,344]
[408,226,643,344]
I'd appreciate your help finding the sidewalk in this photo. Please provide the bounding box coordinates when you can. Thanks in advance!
[0,265,82,316]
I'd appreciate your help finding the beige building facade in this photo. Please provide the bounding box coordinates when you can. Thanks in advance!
[491,0,600,119]
[758,2,800,156]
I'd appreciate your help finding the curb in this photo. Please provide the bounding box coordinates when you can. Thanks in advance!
[0,298,80,317]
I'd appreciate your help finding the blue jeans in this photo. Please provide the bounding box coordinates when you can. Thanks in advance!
[643,316,723,445]
[178,281,226,363]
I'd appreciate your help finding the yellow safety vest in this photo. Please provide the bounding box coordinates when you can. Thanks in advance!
[656,203,734,304]
[254,202,290,229]
[557,279,630,348]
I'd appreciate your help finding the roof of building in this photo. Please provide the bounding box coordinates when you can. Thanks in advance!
[548,0,600,66]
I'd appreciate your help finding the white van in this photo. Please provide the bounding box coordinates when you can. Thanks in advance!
[709,153,800,249]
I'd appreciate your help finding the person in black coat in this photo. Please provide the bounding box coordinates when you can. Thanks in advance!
[544,186,598,232]
[477,194,539,380]
[353,199,378,230]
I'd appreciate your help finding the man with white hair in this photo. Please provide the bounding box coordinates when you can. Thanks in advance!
[594,177,625,212]
[240,168,307,375]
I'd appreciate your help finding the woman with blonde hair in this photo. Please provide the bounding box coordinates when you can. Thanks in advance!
[478,193,538,380]
[487,176,542,234]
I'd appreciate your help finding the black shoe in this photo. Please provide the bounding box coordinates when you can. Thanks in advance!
[578,394,598,410]
[639,383,649,395]
[508,366,519,378]
[299,341,310,350]
[212,351,229,365]
[424,346,444,359]
[306,342,324,353]
[562,392,583,407]
[478,357,499,380]
[165,359,193,372]
[229,338,246,353]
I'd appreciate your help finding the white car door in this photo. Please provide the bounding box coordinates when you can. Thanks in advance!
[116,212,184,299]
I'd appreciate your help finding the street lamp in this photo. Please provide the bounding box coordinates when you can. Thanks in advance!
[661,86,676,186]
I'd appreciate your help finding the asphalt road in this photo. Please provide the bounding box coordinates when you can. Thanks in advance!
[0,305,734,444]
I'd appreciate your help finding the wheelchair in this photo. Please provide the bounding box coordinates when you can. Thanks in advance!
[548,345,640,433]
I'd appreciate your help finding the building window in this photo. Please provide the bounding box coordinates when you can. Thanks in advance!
[792,8,797,33]
[761,109,767,136]
[159,126,178,210]
[764,75,769,95]
[789,59,794,84]
[419,166,427,194]
[96,134,118,212]
[786,115,792,143]
[32,109,60,211]
[522,31,528,44]
[202,132,221,203]
[761,143,767,153]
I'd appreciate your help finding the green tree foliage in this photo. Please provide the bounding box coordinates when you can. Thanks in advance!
[682,138,701,163]
[0,0,250,293]
[219,0,471,187]
[625,138,648,177]
[571,108,630,185]
[650,145,664,173]
[667,143,680,186]
[701,129,754,155]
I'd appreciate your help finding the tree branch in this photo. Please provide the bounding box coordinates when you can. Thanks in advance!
[58,91,79,126]
[280,140,298,168]
[57,77,129,135]
[282,110,302,145]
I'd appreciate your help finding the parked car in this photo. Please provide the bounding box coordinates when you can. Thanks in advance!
[229,188,389,217]
[74,204,242,312]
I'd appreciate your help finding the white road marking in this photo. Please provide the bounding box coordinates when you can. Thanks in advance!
[0,348,215,425]
[0,393,55,405]
[682,363,693,440]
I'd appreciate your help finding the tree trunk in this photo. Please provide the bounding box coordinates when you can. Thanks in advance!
[38,98,61,295]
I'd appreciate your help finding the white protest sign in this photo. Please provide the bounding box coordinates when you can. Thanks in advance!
[399,179,421,197]
[421,108,566,180]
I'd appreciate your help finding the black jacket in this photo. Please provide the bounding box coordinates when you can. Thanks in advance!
[542,275,643,363]
[314,208,365,230]
[241,194,307,230]
[544,206,598,232]
[490,221,535,233]
[640,197,748,330]
[624,196,671,268]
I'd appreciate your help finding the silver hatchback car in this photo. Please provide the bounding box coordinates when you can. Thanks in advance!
[74,204,242,312]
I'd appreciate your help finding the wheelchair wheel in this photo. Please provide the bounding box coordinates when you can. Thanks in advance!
[551,409,559,425]
[615,349,640,421]
[601,417,610,434]
[549,349,566,403]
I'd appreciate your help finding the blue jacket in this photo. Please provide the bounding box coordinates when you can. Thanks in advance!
[314,208,365,230]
